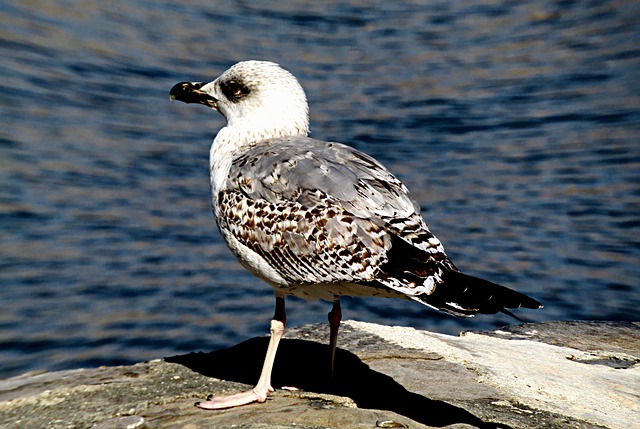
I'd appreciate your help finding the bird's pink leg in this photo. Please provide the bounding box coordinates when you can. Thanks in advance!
[196,297,286,410]
[328,296,341,378]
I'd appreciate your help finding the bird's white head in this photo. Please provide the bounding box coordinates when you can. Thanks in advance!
[170,61,309,146]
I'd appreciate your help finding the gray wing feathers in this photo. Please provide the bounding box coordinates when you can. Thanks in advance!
[231,137,419,218]
[219,136,448,291]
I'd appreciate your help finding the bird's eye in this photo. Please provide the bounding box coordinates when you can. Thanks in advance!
[221,79,250,102]
[228,81,243,96]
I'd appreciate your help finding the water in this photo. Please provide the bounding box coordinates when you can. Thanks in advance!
[1,0,639,380]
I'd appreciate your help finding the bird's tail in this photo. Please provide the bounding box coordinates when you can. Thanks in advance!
[423,270,543,319]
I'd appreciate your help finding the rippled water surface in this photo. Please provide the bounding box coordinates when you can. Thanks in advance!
[1,0,639,379]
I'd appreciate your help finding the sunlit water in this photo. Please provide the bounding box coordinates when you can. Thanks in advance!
[1,0,639,379]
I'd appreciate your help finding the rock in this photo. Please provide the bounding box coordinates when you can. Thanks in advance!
[340,320,639,429]
[0,321,637,429]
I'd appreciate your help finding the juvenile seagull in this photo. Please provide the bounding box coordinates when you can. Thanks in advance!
[169,60,542,409]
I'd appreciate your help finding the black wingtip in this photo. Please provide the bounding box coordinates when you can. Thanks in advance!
[431,270,543,319]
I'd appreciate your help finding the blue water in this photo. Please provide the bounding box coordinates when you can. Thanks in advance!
[1,0,639,380]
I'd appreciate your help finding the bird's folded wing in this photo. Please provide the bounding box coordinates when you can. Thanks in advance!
[227,136,418,219]
[216,137,451,290]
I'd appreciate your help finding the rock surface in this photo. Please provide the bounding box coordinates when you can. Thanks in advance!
[0,321,638,429]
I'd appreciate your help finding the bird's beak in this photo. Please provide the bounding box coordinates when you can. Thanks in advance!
[169,82,218,109]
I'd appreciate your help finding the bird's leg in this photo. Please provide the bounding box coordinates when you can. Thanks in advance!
[196,296,286,410]
[327,296,341,379]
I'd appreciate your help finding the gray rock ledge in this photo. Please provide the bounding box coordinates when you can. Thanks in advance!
[0,321,637,429]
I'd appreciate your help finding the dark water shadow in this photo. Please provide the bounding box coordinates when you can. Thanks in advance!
[166,337,508,428]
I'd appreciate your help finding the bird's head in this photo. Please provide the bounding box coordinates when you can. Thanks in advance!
[170,61,309,141]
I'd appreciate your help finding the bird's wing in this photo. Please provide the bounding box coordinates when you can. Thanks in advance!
[217,136,452,295]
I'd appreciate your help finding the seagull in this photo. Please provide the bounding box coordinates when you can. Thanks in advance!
[169,60,542,409]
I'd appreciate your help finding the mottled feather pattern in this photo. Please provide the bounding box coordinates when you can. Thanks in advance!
[214,136,452,300]
[217,189,388,287]
[227,137,445,253]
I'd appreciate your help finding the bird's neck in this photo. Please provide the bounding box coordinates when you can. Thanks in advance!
[208,123,307,198]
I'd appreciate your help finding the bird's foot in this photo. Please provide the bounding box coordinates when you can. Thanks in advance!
[195,385,274,410]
